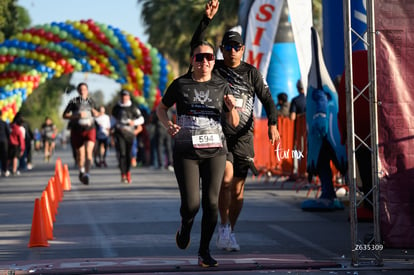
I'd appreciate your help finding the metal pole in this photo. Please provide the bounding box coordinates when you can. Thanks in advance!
[342,0,358,266]
[366,0,383,266]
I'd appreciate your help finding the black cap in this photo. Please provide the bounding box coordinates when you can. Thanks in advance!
[222,31,243,45]
[120,90,130,96]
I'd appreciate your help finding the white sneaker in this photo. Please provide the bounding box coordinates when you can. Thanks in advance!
[227,232,240,251]
[216,224,230,250]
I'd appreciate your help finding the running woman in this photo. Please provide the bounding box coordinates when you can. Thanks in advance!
[156,41,239,268]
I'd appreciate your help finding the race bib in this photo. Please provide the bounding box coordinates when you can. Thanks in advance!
[192,133,222,148]
[235,98,244,108]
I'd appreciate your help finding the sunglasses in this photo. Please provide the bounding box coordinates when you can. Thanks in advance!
[223,44,243,52]
[193,53,215,62]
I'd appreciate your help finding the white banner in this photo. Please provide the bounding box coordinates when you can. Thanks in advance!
[287,0,313,93]
[244,0,283,79]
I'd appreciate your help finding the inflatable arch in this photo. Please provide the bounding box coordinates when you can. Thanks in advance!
[0,19,173,122]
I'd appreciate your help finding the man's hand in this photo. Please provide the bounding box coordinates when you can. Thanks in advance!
[205,0,219,19]
[268,124,280,145]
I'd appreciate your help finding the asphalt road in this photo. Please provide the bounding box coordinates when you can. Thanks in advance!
[0,147,413,274]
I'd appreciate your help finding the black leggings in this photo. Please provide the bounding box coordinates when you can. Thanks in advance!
[173,153,226,253]
[114,133,133,175]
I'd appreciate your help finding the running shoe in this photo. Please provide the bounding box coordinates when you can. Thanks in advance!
[198,250,218,267]
[78,172,84,183]
[2,170,10,177]
[126,171,131,184]
[121,174,128,184]
[175,221,192,250]
[82,173,90,185]
[227,232,240,251]
[216,223,230,250]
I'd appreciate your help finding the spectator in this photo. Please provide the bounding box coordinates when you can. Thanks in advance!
[276,92,290,117]
[0,110,10,177]
[289,79,306,120]
[8,116,25,176]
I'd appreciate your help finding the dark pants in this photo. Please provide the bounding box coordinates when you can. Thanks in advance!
[173,153,226,253]
[0,141,8,172]
[114,132,134,175]
[157,128,173,168]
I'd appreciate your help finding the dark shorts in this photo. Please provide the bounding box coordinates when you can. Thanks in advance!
[71,128,96,149]
[43,138,55,145]
[8,145,21,159]
[226,152,251,179]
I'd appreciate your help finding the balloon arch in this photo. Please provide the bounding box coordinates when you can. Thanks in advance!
[0,19,173,122]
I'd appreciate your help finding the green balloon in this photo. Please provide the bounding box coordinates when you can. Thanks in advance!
[0,47,7,55]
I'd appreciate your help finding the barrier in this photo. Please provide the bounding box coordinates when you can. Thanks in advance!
[253,115,345,197]
[253,117,295,179]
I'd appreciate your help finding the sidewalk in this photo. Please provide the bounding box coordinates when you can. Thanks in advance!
[0,148,413,274]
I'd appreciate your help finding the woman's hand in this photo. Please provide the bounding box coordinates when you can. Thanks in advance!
[166,122,181,136]
[205,0,219,19]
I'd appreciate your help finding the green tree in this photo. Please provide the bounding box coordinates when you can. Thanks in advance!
[0,0,31,42]
[19,75,75,131]
[90,90,105,108]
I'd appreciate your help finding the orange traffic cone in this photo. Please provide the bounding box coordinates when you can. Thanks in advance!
[28,198,49,247]
[41,191,54,240]
[54,159,64,199]
[62,164,71,191]
[46,180,57,221]
[51,176,62,203]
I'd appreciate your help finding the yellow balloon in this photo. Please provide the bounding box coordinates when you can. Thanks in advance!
[32,36,40,44]
[92,66,101,74]
[80,23,88,33]
[89,59,97,67]
[85,31,94,39]
[73,21,81,28]
[46,61,56,69]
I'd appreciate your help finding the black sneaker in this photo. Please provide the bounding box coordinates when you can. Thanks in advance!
[175,222,192,250]
[198,250,218,267]
[78,172,84,183]
[82,173,90,185]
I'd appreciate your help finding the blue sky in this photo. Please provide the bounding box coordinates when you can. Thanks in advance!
[17,0,149,103]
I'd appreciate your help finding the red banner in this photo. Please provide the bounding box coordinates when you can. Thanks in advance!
[376,0,414,248]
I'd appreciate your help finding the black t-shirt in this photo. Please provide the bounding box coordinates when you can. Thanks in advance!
[63,96,97,130]
[162,73,231,159]
[41,123,56,140]
[214,60,278,158]
[289,93,306,115]
[112,102,144,140]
